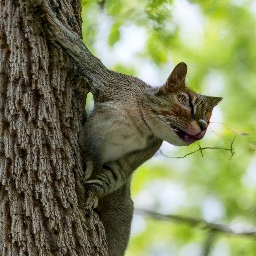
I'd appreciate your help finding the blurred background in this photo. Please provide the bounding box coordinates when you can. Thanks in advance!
[81,0,256,255]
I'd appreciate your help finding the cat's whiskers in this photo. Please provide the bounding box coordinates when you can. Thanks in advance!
[209,121,239,135]
[207,127,227,140]
[207,124,238,148]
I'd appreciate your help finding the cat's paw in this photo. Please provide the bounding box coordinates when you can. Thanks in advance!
[84,183,99,209]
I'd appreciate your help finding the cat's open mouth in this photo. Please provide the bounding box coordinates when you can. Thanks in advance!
[173,126,206,144]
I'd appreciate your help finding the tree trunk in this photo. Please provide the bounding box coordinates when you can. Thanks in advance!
[0,0,108,255]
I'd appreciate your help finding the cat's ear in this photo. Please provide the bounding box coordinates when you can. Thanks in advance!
[205,96,223,107]
[163,62,187,92]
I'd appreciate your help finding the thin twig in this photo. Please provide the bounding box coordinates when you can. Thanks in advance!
[160,135,236,160]
[201,231,217,256]
[135,208,256,238]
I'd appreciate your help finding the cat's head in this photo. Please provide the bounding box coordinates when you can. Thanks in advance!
[144,62,222,146]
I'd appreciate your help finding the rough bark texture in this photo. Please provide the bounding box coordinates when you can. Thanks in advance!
[0,0,108,255]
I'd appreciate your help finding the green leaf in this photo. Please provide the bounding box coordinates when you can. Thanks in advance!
[108,22,121,46]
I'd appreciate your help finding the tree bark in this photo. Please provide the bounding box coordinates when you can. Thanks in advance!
[0,0,108,255]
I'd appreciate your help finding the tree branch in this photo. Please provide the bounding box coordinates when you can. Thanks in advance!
[201,231,217,256]
[160,136,236,160]
[40,0,110,89]
[135,208,256,238]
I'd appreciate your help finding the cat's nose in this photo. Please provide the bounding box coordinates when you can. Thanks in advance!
[198,119,207,130]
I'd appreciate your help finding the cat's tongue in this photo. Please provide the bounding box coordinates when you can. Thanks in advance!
[182,130,206,144]
[196,130,206,140]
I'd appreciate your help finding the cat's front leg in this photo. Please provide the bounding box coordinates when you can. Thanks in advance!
[83,137,162,210]
[83,158,133,210]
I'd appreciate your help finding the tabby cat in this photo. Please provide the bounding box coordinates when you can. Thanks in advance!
[80,62,222,256]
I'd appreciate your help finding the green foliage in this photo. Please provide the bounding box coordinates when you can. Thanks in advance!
[82,0,256,255]
[108,21,121,46]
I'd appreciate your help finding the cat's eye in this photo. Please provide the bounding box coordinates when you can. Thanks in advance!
[177,93,189,107]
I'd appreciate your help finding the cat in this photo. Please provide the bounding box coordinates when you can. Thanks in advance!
[80,62,222,256]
